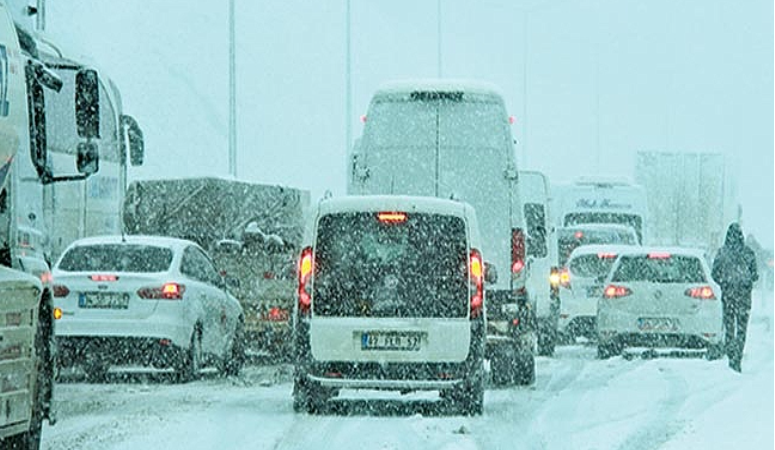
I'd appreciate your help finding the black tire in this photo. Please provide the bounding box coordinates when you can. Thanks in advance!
[706,343,724,361]
[514,353,535,386]
[537,329,556,357]
[3,416,42,450]
[597,341,621,359]
[455,378,484,416]
[292,377,328,414]
[223,321,245,377]
[177,328,202,383]
[489,350,514,386]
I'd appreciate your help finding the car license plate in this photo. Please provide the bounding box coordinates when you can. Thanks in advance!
[637,317,679,332]
[360,331,425,351]
[79,293,130,309]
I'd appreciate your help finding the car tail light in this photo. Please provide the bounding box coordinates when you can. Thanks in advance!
[53,284,70,297]
[511,228,525,274]
[137,282,185,300]
[648,252,671,259]
[598,252,617,259]
[265,306,290,322]
[603,284,632,298]
[90,274,118,282]
[377,211,407,223]
[686,286,716,300]
[298,246,313,316]
[574,231,584,239]
[470,249,484,319]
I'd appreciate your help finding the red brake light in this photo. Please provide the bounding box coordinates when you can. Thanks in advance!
[470,249,484,319]
[298,246,313,315]
[598,252,617,259]
[603,284,632,298]
[511,228,525,274]
[137,283,185,300]
[686,286,716,300]
[574,231,584,239]
[377,212,407,223]
[90,274,118,282]
[648,252,671,259]
[53,284,70,298]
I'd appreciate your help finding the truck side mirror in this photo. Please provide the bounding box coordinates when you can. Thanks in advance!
[121,115,144,166]
[76,142,99,175]
[75,69,100,139]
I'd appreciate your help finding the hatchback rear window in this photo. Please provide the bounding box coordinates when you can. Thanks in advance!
[569,254,617,279]
[58,244,174,273]
[558,228,637,265]
[611,255,706,283]
[313,212,468,318]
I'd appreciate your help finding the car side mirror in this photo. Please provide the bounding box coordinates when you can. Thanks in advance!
[121,114,144,166]
[484,262,498,285]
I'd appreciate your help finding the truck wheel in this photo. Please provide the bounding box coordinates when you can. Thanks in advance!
[537,329,556,357]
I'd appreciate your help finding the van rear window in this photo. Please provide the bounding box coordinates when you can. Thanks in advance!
[313,212,468,318]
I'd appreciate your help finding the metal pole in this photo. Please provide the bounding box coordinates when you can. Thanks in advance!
[437,0,442,78]
[345,0,352,153]
[36,0,45,31]
[522,13,528,167]
[228,0,237,178]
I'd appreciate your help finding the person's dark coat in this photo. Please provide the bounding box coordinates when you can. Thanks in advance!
[712,223,758,297]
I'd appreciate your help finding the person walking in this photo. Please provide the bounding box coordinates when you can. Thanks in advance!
[711,223,759,372]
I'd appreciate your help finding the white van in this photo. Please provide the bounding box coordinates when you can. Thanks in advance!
[348,80,535,385]
[293,195,487,415]
[520,170,560,356]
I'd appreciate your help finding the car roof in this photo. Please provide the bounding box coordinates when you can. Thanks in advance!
[613,246,708,260]
[63,235,195,252]
[567,244,640,259]
[317,195,474,219]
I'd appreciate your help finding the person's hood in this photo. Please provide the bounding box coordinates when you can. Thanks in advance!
[724,223,745,248]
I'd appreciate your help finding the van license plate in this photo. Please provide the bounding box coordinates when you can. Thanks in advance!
[79,293,130,309]
[360,331,425,351]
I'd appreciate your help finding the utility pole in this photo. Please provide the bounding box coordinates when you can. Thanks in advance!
[228,0,237,178]
[345,0,352,153]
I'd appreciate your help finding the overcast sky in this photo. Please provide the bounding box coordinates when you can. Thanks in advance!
[15,0,773,247]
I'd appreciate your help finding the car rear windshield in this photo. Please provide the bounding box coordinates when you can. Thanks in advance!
[58,244,174,273]
[558,228,637,265]
[569,254,617,279]
[313,212,468,318]
[611,255,706,283]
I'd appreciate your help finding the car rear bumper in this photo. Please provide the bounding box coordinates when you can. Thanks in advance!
[57,335,186,368]
[598,311,723,347]
[55,317,191,348]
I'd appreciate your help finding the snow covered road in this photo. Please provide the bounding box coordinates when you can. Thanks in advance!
[41,291,773,450]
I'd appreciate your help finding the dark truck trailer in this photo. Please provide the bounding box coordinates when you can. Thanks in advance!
[123,177,310,361]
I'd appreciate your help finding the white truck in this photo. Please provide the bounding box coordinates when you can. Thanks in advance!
[0,5,143,447]
[348,80,535,385]
[123,177,310,361]
[553,177,649,245]
[634,151,738,255]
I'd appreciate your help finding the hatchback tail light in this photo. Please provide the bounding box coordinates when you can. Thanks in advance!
[603,284,632,299]
[53,284,70,298]
[685,286,716,300]
[470,249,484,319]
[511,228,525,274]
[137,282,185,300]
[298,246,313,316]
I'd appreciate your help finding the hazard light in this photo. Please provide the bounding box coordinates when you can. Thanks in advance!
[377,212,407,223]
[470,249,484,319]
[603,284,631,298]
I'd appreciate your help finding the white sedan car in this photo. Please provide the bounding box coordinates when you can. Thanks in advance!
[596,247,723,359]
[558,244,634,342]
[53,235,244,381]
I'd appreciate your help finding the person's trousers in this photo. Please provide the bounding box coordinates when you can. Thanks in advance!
[722,296,751,370]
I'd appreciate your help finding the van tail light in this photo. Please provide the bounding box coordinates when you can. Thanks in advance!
[53,284,70,298]
[686,286,716,300]
[469,249,484,319]
[511,228,525,274]
[137,282,185,300]
[603,284,631,299]
[298,246,313,316]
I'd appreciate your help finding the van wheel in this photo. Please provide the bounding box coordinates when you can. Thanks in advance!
[293,377,328,414]
[514,353,535,386]
[706,343,724,361]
